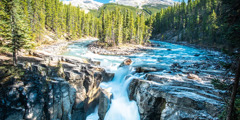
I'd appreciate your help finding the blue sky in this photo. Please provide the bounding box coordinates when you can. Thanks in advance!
[95,0,109,3]
[95,0,183,4]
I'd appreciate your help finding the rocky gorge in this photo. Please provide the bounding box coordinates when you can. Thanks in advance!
[128,75,225,119]
[0,40,232,120]
[0,43,113,120]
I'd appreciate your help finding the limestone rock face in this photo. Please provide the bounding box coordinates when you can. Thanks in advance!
[128,74,225,120]
[0,57,113,120]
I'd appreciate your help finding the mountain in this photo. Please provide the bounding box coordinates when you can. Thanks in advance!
[62,0,171,13]
[62,0,103,12]
[110,0,175,8]
[90,3,169,18]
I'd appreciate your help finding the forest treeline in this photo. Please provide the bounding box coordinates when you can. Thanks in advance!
[152,0,240,53]
[99,8,153,46]
[0,0,239,64]
[0,0,103,65]
[0,0,153,65]
[0,0,99,46]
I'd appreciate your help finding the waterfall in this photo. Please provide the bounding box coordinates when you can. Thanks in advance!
[65,40,207,120]
[103,66,140,120]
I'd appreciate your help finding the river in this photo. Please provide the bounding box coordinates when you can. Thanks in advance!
[63,40,223,120]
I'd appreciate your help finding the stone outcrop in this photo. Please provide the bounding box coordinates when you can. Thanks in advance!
[135,67,158,73]
[128,74,225,120]
[98,88,113,120]
[0,55,113,120]
[118,59,133,68]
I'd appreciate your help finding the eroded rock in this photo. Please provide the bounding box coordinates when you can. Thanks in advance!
[187,73,201,80]
[119,59,132,67]
[135,67,157,73]
[0,57,112,120]
[98,88,113,120]
[128,75,225,120]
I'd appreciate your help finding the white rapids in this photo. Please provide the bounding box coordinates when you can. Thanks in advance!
[63,40,222,120]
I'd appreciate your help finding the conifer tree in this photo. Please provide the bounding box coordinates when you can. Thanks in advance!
[117,13,123,45]
[9,0,32,65]
[0,0,11,46]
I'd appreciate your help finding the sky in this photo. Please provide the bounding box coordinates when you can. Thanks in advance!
[95,0,183,4]
[95,0,109,3]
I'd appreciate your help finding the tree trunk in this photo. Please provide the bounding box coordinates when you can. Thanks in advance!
[13,48,17,66]
[227,58,240,120]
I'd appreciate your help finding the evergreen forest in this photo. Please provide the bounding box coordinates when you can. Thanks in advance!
[0,0,240,119]
[1,0,239,54]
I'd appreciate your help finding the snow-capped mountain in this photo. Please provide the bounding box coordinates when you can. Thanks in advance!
[62,0,103,12]
[110,0,175,7]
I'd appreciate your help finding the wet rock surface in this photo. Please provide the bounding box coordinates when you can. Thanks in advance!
[126,41,233,120]
[1,39,234,120]
[128,76,225,120]
[98,88,113,120]
[0,55,113,120]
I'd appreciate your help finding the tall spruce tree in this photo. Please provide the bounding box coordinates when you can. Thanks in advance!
[8,0,32,65]
[0,0,11,46]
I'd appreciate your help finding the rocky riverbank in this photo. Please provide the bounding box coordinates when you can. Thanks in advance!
[126,42,233,119]
[0,38,233,120]
[34,37,98,55]
[0,59,113,120]
[128,76,225,120]
[0,38,115,120]
[88,41,157,55]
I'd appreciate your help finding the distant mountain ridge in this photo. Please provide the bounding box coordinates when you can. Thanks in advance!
[110,0,175,8]
[89,3,169,18]
[62,0,103,12]
[62,0,174,12]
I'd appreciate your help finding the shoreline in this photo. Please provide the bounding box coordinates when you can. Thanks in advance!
[151,35,228,56]
[87,41,156,56]
[151,39,231,57]
[0,37,98,65]
[35,37,98,55]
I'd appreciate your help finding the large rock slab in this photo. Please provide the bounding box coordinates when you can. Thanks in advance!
[128,74,225,120]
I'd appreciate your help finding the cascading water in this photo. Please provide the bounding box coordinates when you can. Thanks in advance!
[101,66,140,120]
[63,40,141,120]
[63,40,214,120]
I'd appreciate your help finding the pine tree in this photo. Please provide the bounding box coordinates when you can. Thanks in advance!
[129,12,135,43]
[100,10,105,42]
[0,0,11,46]
[45,0,53,28]
[9,0,32,65]
[209,10,218,45]
[117,13,123,45]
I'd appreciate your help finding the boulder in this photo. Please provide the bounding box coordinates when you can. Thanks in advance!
[128,75,224,120]
[102,73,114,82]
[187,73,201,80]
[135,67,157,73]
[98,88,113,120]
[119,59,132,67]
